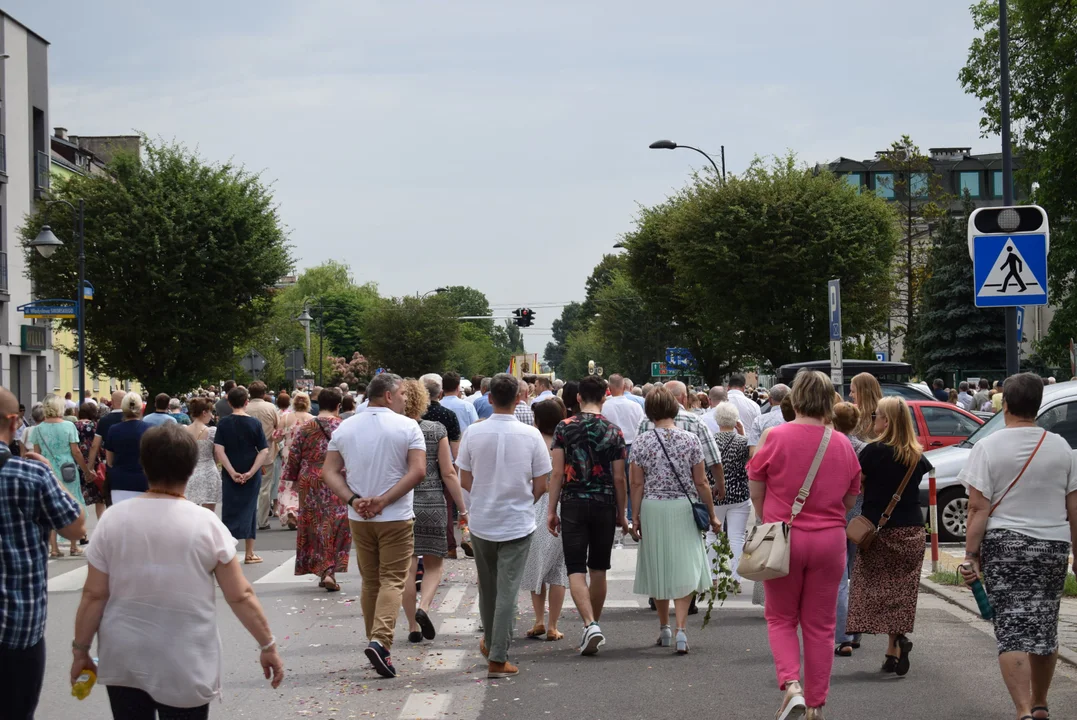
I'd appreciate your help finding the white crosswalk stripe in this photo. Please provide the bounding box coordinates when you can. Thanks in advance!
[253,554,320,584]
[399,691,453,719]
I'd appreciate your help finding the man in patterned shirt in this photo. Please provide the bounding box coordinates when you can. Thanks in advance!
[0,387,85,719]
[548,376,629,656]
[513,380,535,425]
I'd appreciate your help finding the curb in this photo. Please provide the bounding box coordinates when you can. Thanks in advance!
[919,577,1077,668]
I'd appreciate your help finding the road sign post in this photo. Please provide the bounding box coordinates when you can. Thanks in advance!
[828,279,842,386]
[968,205,1050,376]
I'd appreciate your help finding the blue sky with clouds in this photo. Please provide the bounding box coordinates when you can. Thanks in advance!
[7,1,996,355]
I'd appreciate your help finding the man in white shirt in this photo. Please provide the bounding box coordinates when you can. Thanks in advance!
[726,373,761,430]
[747,384,790,456]
[439,371,479,434]
[530,376,555,406]
[322,373,426,680]
[601,374,644,527]
[457,374,551,680]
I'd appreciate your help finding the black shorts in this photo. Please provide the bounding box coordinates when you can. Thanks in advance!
[560,499,617,575]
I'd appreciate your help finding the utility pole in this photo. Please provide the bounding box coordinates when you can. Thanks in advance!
[1000,0,1019,377]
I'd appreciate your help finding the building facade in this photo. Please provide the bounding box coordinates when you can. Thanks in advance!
[0,11,54,408]
[821,147,1047,362]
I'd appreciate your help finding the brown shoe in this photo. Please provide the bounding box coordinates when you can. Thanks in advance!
[479,637,489,659]
[487,661,519,679]
[446,548,458,559]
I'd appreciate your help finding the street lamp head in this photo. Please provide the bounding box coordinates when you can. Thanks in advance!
[649,140,678,150]
[296,308,313,328]
[31,225,64,258]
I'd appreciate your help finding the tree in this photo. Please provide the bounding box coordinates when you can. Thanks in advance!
[360,296,459,378]
[587,269,673,381]
[873,136,950,364]
[906,203,1006,378]
[319,285,380,358]
[21,139,291,394]
[544,301,585,373]
[446,323,504,377]
[439,285,494,335]
[559,325,615,380]
[621,154,899,384]
[960,0,1077,366]
[326,353,371,387]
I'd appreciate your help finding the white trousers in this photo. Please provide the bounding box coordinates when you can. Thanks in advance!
[707,499,752,582]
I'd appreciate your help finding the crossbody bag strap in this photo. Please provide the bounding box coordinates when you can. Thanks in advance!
[989,430,1048,517]
[653,429,695,502]
[876,454,921,530]
[789,426,832,524]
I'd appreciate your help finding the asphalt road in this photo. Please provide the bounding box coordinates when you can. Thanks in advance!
[38,524,1077,720]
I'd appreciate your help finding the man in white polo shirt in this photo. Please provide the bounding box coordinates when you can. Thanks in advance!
[600,374,644,530]
[322,373,425,680]
[457,373,551,680]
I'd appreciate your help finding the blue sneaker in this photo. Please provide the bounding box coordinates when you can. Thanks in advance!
[365,640,397,678]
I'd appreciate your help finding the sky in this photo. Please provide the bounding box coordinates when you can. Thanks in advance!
[7,0,997,357]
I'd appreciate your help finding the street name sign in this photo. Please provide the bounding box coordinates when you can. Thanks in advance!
[828,279,842,385]
[18,299,77,319]
[968,206,1049,308]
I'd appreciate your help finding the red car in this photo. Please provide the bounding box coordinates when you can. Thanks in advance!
[905,401,985,449]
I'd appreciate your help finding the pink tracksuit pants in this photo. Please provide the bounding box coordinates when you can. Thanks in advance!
[762,526,846,708]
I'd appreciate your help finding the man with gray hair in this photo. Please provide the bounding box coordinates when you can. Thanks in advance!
[321,372,426,679]
[420,373,465,558]
[956,380,974,411]
[702,386,728,434]
[623,378,646,408]
[747,384,790,456]
[472,377,494,420]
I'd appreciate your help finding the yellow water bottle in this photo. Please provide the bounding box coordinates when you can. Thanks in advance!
[72,666,97,700]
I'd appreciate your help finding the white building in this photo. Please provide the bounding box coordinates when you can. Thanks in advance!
[1,11,54,407]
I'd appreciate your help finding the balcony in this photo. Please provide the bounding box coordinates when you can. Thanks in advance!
[35,149,49,196]
[0,251,8,293]
[0,133,6,176]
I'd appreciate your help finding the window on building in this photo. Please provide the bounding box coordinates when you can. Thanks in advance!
[910,172,930,198]
[843,173,862,191]
[874,172,895,199]
[993,170,1005,198]
[959,171,981,197]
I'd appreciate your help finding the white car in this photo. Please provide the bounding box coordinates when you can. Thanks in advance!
[919,380,1077,542]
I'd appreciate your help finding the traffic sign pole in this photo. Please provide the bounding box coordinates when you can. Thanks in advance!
[1000,0,1019,377]
[828,279,842,387]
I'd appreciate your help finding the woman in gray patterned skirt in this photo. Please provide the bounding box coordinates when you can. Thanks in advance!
[521,397,569,641]
[401,379,468,644]
[960,373,1077,720]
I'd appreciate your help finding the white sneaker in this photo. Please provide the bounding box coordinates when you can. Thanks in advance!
[579,622,605,656]
[777,681,806,720]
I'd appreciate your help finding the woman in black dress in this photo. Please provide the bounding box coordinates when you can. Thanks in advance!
[214,386,270,564]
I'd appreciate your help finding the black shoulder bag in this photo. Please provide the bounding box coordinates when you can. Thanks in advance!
[652,429,710,532]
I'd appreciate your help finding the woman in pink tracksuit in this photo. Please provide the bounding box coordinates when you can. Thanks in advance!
[748,370,862,720]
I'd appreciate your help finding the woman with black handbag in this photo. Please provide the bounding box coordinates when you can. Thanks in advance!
[846,396,931,676]
[628,386,720,655]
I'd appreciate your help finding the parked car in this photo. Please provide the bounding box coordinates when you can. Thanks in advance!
[918,380,1077,542]
[906,401,984,450]
[776,359,932,401]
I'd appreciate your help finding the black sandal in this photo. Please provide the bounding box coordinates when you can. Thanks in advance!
[895,635,913,676]
[882,655,899,673]
[1031,706,1049,719]
[835,642,854,657]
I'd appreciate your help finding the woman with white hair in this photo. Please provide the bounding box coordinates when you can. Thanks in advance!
[104,392,153,506]
[36,394,91,557]
[709,401,751,585]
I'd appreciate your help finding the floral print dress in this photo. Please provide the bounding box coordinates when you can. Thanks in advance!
[76,419,105,506]
[284,417,351,578]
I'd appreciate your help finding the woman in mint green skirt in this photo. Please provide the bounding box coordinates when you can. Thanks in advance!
[629,386,721,654]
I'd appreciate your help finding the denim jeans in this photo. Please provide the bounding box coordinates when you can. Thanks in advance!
[834,538,862,644]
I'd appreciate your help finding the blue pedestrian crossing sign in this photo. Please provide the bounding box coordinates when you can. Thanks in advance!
[968,206,1050,308]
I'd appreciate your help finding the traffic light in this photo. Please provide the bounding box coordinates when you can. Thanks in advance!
[513,307,535,327]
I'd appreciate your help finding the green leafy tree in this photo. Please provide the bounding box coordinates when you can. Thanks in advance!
[560,325,615,380]
[907,204,1006,379]
[544,301,584,373]
[960,0,1077,365]
[360,296,459,378]
[589,269,673,380]
[446,323,504,377]
[621,154,899,384]
[439,286,494,335]
[319,285,380,358]
[21,139,291,394]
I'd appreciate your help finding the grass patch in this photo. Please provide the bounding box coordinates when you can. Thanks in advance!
[1066,573,1076,598]
[929,570,965,586]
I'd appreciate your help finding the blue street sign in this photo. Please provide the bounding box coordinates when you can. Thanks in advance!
[828,279,842,340]
[972,233,1048,307]
[1016,307,1025,341]
[83,281,94,301]
[665,347,696,370]
[17,298,77,319]
[875,351,887,362]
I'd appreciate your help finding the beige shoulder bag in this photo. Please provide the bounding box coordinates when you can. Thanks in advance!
[739,427,832,582]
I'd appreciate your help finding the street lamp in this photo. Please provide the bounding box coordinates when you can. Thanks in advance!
[296,305,324,386]
[31,199,87,404]
[421,287,448,300]
[649,139,726,185]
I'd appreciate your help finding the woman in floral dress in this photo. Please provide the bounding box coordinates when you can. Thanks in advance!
[285,389,349,591]
[277,392,313,528]
[75,403,106,521]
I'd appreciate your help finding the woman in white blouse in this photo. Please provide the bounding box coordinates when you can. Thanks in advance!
[71,423,284,718]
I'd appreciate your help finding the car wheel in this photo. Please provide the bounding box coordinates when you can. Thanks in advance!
[937,488,968,543]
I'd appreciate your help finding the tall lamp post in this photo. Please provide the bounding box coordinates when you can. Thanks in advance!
[296,305,324,386]
[31,199,86,403]
[649,140,726,185]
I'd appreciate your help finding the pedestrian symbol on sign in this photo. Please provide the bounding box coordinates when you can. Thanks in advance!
[977,241,1041,299]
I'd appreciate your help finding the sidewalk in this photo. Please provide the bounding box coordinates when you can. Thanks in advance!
[920,547,1077,667]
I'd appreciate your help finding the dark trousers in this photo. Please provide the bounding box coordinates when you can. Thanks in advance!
[444,485,457,551]
[107,686,210,720]
[0,638,46,720]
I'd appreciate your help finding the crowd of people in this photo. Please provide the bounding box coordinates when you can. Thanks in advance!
[0,366,1074,720]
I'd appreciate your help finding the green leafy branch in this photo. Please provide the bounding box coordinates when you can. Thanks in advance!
[700,530,740,629]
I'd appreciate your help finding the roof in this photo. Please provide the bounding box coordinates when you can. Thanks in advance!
[0,10,49,45]
[776,359,914,383]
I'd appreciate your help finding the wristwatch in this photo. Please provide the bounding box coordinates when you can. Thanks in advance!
[348,493,361,508]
